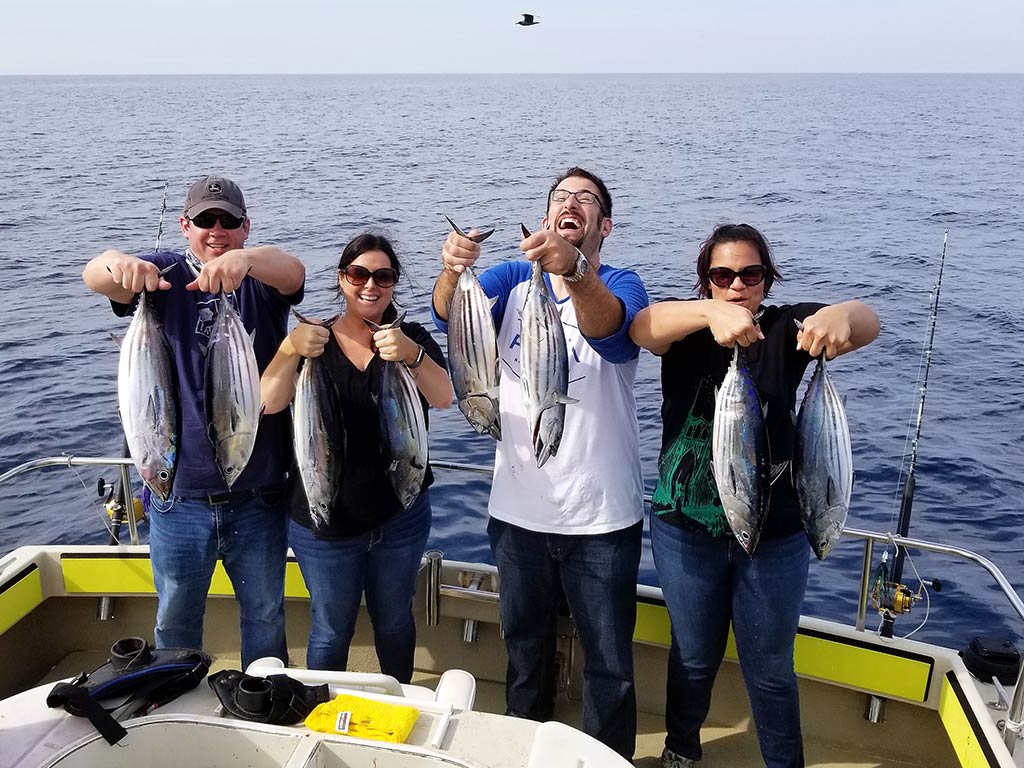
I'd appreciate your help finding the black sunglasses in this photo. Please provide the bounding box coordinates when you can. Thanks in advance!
[708,264,767,288]
[189,211,246,230]
[341,265,398,288]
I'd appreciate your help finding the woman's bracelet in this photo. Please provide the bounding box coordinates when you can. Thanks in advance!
[405,345,425,369]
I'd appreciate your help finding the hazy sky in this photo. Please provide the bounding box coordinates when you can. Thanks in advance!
[2,1,1021,75]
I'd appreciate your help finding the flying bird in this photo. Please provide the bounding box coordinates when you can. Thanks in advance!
[517,13,539,26]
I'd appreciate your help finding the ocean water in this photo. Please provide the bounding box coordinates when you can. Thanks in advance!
[1,74,1022,649]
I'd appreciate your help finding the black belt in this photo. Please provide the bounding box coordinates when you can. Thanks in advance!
[191,482,287,507]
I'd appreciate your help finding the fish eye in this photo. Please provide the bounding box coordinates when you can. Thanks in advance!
[158,470,170,481]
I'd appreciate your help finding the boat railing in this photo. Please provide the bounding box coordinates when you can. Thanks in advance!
[2,456,1023,631]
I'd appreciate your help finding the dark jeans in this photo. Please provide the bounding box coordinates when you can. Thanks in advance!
[487,516,643,760]
[289,492,431,682]
[148,488,289,670]
[651,513,809,768]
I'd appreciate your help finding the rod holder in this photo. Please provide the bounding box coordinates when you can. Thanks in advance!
[864,694,887,724]
[425,549,443,627]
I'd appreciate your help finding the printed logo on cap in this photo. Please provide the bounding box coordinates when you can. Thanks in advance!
[208,182,222,193]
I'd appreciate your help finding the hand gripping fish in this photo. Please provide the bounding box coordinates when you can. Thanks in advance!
[366,314,429,510]
[519,224,577,468]
[443,215,501,440]
[205,293,263,489]
[711,345,771,555]
[115,264,180,501]
[794,344,854,561]
[292,311,345,530]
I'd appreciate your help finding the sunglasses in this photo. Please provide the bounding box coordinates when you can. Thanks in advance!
[341,265,398,288]
[189,211,246,230]
[708,264,767,288]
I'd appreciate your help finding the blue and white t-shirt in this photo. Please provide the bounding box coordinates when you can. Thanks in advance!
[435,260,648,534]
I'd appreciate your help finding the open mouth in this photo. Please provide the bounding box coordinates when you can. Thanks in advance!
[557,214,583,232]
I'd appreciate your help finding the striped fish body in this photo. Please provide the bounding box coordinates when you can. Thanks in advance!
[294,355,345,529]
[205,294,261,489]
[519,261,572,468]
[378,360,429,510]
[448,267,501,440]
[711,346,771,555]
[794,355,853,560]
[117,291,179,500]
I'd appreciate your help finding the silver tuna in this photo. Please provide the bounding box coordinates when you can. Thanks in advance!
[519,224,576,468]
[370,316,429,510]
[205,293,262,489]
[444,215,501,440]
[117,289,179,501]
[794,353,853,560]
[711,345,771,554]
[293,312,345,529]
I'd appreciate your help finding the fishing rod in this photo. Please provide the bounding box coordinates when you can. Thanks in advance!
[873,230,948,638]
[153,181,169,252]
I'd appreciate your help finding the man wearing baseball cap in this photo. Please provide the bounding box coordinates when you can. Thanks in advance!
[83,175,305,668]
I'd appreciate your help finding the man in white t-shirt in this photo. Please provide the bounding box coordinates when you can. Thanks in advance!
[431,167,649,760]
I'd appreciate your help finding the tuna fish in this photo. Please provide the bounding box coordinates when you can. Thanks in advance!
[205,293,262,489]
[519,224,577,468]
[292,311,345,530]
[117,287,179,501]
[794,353,853,560]
[711,345,771,554]
[443,215,501,440]
[368,315,429,510]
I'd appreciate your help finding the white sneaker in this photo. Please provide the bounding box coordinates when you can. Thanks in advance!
[661,747,698,768]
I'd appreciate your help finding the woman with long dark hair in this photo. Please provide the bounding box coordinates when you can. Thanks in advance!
[261,232,452,680]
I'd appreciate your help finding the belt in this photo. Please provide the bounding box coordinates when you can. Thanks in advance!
[190,482,287,507]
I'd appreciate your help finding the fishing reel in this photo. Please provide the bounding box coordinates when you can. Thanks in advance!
[97,478,144,522]
[870,551,941,637]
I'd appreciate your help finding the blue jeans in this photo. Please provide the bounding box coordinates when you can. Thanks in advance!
[651,513,809,768]
[147,489,289,670]
[487,517,642,760]
[289,492,431,682]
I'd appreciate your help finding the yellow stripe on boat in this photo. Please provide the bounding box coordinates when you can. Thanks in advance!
[0,564,44,635]
[634,600,933,702]
[940,671,1001,768]
[58,554,312,599]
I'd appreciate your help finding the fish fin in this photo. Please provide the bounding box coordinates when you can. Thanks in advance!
[258,403,266,422]
[364,319,384,332]
[554,393,578,405]
[769,461,790,485]
[520,223,532,238]
[157,262,179,277]
[488,295,498,310]
[110,332,123,349]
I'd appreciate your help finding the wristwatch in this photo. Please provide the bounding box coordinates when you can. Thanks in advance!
[563,248,590,283]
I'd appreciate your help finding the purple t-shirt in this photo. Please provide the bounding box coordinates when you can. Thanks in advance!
[113,250,304,496]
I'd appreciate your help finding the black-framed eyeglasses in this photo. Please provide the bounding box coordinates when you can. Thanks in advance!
[708,264,767,288]
[340,265,398,288]
[189,211,246,230]
[549,188,609,216]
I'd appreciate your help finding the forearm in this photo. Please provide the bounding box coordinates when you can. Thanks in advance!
[259,337,301,414]
[408,354,454,410]
[567,272,625,339]
[83,250,137,304]
[245,246,305,296]
[432,268,458,321]
[630,301,712,354]
[833,300,881,353]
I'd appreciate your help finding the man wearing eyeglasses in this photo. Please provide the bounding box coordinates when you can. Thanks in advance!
[432,167,649,760]
[83,175,305,669]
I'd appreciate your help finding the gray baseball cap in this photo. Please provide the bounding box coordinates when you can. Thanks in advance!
[183,176,247,219]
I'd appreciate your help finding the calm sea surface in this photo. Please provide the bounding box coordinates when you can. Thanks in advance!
[1,74,1022,649]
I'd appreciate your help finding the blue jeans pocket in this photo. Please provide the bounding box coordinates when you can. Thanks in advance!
[149,494,177,516]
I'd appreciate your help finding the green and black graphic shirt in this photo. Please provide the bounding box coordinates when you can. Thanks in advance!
[652,301,824,540]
